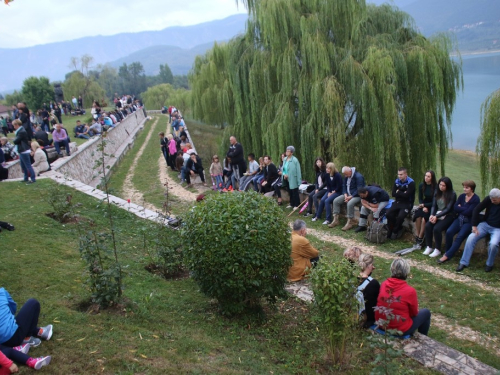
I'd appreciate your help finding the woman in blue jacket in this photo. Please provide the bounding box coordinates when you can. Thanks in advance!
[437,180,480,264]
[282,146,302,209]
[312,163,343,224]
[0,288,52,348]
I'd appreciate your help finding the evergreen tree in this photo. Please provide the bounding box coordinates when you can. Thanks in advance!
[477,89,500,196]
[189,1,462,186]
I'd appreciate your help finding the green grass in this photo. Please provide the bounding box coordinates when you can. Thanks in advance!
[444,149,483,197]
[0,179,437,374]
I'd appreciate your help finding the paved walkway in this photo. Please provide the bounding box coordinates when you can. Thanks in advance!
[285,281,498,375]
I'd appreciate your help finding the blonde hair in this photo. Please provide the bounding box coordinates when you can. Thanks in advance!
[166,134,173,141]
[358,253,374,271]
[185,143,192,149]
[326,162,337,175]
[12,119,22,126]
[31,141,41,151]
[343,247,363,263]
[212,154,219,161]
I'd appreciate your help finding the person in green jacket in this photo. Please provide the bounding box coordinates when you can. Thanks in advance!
[282,146,302,209]
[0,117,7,137]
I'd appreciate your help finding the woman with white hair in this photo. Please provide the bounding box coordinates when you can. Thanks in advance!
[375,259,431,336]
[357,254,380,328]
[30,141,49,176]
[282,146,302,209]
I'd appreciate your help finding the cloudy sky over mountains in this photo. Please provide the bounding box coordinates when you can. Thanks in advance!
[0,0,246,48]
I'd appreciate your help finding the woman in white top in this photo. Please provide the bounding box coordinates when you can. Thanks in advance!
[31,141,50,175]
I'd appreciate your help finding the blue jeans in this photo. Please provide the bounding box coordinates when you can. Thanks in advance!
[19,152,35,182]
[76,134,90,139]
[55,138,70,155]
[459,222,500,267]
[252,173,264,191]
[315,192,341,222]
[444,218,472,259]
[403,308,431,336]
[307,189,327,214]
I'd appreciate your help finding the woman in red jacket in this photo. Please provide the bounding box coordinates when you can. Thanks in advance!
[375,259,431,336]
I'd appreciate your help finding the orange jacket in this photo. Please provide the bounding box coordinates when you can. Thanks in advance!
[288,232,319,282]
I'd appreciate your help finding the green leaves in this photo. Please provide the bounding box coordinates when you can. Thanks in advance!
[181,191,291,316]
[310,257,358,364]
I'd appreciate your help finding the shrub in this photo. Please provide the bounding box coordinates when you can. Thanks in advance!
[142,218,184,278]
[181,191,291,315]
[310,257,358,364]
[45,182,77,223]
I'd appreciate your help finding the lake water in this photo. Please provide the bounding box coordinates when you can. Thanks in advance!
[451,52,500,151]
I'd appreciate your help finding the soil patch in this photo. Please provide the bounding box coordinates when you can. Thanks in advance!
[144,263,190,280]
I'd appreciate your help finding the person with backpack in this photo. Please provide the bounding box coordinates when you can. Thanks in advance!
[386,167,416,239]
[355,186,390,233]
[357,254,380,328]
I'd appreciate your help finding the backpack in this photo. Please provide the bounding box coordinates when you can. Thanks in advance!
[356,276,373,315]
[366,220,388,244]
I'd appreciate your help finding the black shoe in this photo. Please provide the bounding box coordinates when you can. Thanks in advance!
[354,226,367,233]
[456,264,467,272]
[437,258,449,264]
[485,265,493,273]
[303,212,312,217]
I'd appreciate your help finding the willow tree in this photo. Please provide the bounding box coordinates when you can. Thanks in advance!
[477,89,500,196]
[189,0,462,186]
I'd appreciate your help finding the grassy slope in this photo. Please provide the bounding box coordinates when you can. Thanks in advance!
[0,179,435,374]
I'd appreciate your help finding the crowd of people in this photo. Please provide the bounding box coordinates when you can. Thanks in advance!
[0,95,143,183]
[290,220,431,337]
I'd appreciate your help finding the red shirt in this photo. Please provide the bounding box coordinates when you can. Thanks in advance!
[0,351,13,375]
[374,278,419,333]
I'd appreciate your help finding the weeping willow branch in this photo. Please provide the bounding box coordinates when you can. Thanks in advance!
[191,0,462,188]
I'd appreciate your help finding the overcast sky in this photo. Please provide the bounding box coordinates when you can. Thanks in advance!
[0,0,247,49]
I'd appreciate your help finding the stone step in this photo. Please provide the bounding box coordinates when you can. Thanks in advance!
[285,281,498,375]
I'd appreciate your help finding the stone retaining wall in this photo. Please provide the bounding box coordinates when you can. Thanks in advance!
[5,110,147,187]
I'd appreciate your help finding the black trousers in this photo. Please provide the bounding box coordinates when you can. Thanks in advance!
[289,188,300,208]
[1,299,40,347]
[424,215,455,250]
[386,202,412,235]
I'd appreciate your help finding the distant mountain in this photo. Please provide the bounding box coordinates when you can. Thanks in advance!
[108,42,220,76]
[401,0,500,51]
[0,14,247,92]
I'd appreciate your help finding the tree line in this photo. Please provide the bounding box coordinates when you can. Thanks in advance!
[1,54,188,111]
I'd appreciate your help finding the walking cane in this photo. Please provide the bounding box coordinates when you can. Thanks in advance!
[288,197,309,217]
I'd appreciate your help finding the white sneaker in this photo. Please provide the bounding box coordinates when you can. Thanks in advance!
[311,217,318,222]
[286,205,293,209]
[429,249,441,258]
[322,220,330,225]
[423,247,433,255]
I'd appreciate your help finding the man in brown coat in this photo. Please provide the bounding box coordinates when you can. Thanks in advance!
[288,220,319,282]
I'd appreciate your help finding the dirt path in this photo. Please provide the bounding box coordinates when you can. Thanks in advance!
[121,117,160,211]
[306,228,500,297]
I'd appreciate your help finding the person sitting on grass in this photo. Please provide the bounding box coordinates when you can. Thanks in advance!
[288,220,319,282]
[375,259,431,336]
[0,288,53,370]
[0,343,51,371]
[357,254,380,328]
[343,246,363,264]
[456,188,500,273]
[185,153,207,188]
[355,185,390,233]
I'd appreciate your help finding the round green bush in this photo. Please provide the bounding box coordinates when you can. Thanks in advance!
[181,191,291,315]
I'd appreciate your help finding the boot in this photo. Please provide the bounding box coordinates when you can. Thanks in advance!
[328,215,340,228]
[342,218,354,231]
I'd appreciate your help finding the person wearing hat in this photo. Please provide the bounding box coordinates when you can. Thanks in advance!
[282,146,302,209]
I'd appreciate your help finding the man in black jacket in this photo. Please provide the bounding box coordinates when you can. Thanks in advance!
[12,119,36,183]
[355,185,390,232]
[457,188,500,272]
[226,136,246,181]
[185,153,206,187]
[17,103,33,140]
[386,167,415,239]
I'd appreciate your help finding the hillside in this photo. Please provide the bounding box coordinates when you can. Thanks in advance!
[0,14,247,92]
[108,42,221,76]
[402,0,500,51]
